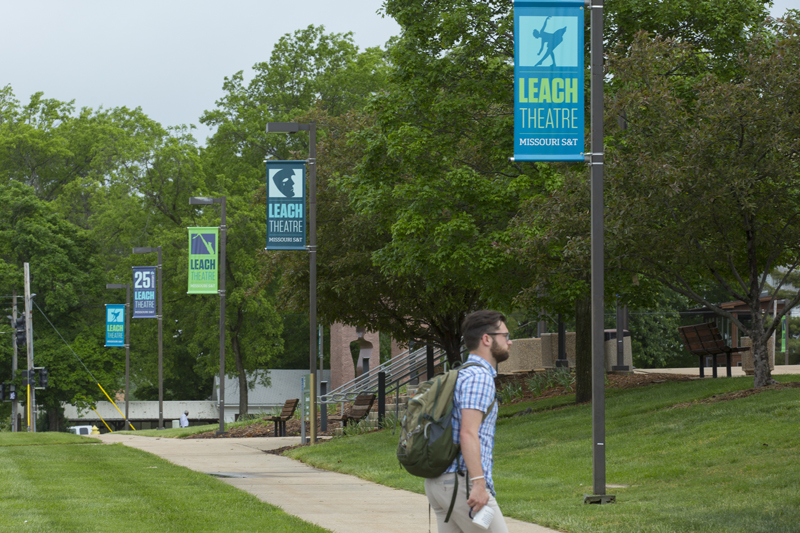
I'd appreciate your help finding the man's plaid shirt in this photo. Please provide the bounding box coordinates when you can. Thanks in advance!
[444,354,499,495]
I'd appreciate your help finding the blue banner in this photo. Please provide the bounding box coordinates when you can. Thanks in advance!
[514,0,585,161]
[105,304,125,347]
[266,160,306,251]
[132,266,157,318]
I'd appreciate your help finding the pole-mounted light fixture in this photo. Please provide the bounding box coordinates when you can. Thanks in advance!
[106,283,132,426]
[188,196,227,436]
[132,246,164,429]
[265,120,317,444]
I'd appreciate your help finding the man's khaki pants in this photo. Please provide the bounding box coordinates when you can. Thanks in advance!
[424,472,509,533]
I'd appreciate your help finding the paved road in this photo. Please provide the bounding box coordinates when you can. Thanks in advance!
[98,434,561,533]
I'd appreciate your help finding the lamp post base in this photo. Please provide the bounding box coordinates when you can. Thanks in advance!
[583,494,616,504]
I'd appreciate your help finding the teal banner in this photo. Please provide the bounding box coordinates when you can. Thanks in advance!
[514,0,585,161]
[105,304,125,347]
[266,160,306,251]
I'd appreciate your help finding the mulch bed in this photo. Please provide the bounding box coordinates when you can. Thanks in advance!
[184,371,698,440]
[495,371,696,404]
[184,410,341,440]
[670,380,800,408]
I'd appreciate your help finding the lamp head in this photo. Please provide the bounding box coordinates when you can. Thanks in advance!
[265,122,303,134]
[189,197,216,205]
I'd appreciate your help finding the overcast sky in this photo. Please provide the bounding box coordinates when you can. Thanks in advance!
[1,0,400,144]
[1,1,795,146]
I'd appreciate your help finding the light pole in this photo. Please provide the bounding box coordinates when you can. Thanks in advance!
[132,246,163,429]
[189,196,227,436]
[106,283,131,424]
[587,0,613,504]
[265,121,317,444]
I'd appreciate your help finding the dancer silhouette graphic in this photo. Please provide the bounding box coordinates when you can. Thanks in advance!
[532,17,567,67]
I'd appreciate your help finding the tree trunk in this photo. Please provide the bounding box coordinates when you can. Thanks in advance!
[751,326,776,388]
[443,333,463,368]
[574,293,592,403]
[233,334,248,417]
[48,408,59,432]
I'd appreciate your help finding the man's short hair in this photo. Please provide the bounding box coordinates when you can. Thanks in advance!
[184,410,189,415]
[462,310,507,352]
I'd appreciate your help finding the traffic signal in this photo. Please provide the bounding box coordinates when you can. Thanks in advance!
[39,369,48,388]
[14,316,26,347]
[20,370,29,386]
[0,383,4,401]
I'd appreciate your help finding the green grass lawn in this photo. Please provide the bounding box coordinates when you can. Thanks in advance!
[0,433,329,533]
[0,432,100,446]
[286,375,800,533]
[117,417,274,438]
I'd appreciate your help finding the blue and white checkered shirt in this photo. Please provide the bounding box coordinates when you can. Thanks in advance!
[445,354,499,495]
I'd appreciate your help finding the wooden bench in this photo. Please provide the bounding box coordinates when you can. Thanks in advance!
[264,398,299,436]
[329,393,376,427]
[678,323,748,378]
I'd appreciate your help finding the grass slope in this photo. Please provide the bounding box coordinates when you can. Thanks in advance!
[286,375,800,533]
[0,434,329,533]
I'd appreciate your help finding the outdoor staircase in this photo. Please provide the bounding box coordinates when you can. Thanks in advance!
[323,346,449,432]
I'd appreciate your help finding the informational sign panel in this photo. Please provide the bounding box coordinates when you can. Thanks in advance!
[187,227,219,294]
[514,0,585,161]
[132,266,157,318]
[266,160,306,251]
[105,304,125,347]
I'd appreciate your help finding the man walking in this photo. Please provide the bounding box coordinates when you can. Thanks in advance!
[180,410,190,428]
[424,310,511,532]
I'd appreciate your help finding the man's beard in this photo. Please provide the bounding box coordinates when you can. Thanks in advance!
[491,338,510,363]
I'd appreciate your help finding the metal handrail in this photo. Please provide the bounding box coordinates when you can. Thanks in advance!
[321,346,449,403]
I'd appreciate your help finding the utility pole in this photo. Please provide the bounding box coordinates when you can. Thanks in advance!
[11,289,18,432]
[24,263,35,432]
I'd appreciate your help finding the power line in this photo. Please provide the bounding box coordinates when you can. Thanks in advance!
[31,300,136,431]
[31,300,98,383]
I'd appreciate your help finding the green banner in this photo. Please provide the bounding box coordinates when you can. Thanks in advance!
[188,227,219,294]
[782,315,787,353]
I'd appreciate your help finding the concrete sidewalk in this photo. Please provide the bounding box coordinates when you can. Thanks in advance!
[635,364,800,377]
[97,434,560,533]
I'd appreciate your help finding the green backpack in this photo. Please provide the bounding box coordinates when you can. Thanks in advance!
[396,362,494,522]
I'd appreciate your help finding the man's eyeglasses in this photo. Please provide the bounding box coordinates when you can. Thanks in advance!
[486,332,510,341]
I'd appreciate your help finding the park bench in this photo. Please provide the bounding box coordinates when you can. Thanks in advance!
[264,398,299,436]
[678,322,748,378]
[329,393,376,427]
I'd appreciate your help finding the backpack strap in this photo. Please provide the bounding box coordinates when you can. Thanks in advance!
[444,471,459,523]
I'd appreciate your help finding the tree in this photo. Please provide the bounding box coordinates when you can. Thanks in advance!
[0,181,118,429]
[306,0,546,365]
[604,0,769,78]
[604,16,800,387]
[627,288,694,368]
[508,0,774,399]
[198,26,386,412]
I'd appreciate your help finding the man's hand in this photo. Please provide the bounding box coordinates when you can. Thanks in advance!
[467,478,490,512]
